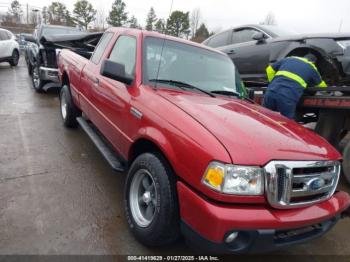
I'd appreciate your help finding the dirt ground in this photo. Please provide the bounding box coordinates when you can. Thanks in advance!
[0,59,350,258]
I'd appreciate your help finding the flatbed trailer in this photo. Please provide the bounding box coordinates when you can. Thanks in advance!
[249,86,350,183]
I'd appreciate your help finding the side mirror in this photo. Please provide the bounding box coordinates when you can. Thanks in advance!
[100,59,134,85]
[24,35,36,43]
[252,32,265,43]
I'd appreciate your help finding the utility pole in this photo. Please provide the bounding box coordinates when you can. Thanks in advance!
[26,3,28,24]
[338,19,343,33]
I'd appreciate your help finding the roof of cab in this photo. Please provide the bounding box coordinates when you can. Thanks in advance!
[105,27,226,56]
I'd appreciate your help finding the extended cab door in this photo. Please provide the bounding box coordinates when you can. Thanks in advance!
[80,32,114,118]
[87,33,138,156]
[220,28,272,79]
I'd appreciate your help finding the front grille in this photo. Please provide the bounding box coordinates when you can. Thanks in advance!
[265,161,340,209]
[40,49,57,68]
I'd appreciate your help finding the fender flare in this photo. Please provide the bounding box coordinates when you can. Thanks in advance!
[128,127,180,174]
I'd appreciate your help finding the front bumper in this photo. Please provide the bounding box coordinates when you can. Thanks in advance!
[177,182,350,253]
[40,66,59,82]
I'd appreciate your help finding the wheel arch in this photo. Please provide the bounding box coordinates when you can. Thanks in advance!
[271,44,340,84]
[61,71,70,87]
[128,137,178,179]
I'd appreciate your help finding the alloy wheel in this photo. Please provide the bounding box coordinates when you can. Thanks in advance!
[32,65,41,89]
[129,169,158,227]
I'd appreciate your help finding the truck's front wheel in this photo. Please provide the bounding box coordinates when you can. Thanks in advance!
[59,85,81,128]
[32,64,46,92]
[124,153,180,246]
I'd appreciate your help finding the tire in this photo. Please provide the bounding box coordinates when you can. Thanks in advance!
[9,50,19,67]
[27,62,33,76]
[342,138,350,184]
[31,63,46,92]
[59,85,81,128]
[124,152,180,247]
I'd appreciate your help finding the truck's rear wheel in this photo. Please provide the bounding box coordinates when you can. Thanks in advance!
[124,153,180,246]
[343,139,350,184]
[27,63,33,76]
[59,85,81,128]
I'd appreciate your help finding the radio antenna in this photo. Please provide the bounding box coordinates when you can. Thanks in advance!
[154,0,174,89]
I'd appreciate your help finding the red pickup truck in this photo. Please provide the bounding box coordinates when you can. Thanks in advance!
[57,27,350,253]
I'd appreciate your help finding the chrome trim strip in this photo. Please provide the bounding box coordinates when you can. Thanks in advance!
[130,107,143,120]
[39,66,59,72]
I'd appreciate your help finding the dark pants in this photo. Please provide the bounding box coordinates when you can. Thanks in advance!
[263,91,297,119]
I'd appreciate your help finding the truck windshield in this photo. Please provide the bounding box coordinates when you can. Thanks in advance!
[143,37,245,97]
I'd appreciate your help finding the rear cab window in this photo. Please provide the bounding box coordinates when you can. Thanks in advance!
[91,32,113,64]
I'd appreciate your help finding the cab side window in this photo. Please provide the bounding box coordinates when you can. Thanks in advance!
[108,35,137,78]
[91,32,113,64]
[207,30,231,48]
[231,28,260,45]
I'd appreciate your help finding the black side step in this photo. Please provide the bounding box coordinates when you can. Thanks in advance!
[76,117,126,172]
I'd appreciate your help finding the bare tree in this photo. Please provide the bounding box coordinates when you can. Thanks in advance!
[42,6,49,24]
[29,10,38,25]
[95,8,106,30]
[190,8,201,37]
[260,12,277,25]
[7,0,23,24]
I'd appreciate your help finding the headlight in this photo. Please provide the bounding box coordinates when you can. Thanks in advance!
[337,40,350,50]
[202,162,264,195]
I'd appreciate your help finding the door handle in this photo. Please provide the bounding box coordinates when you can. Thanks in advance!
[227,49,235,55]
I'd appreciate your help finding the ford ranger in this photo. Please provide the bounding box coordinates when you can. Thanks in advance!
[57,27,350,253]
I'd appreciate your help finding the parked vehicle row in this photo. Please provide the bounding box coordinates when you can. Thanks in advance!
[56,27,350,254]
[0,28,20,67]
[203,24,350,87]
[23,24,101,92]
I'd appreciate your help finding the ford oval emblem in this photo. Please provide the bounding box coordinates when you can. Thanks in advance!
[308,178,326,191]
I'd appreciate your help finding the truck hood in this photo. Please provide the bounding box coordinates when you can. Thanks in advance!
[158,90,340,166]
[273,33,350,42]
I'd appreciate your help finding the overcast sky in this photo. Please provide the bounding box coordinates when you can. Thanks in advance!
[1,0,350,33]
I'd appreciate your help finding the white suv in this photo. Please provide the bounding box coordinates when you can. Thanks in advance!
[0,28,20,66]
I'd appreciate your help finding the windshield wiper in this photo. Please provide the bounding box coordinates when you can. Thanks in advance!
[211,90,255,103]
[149,79,215,98]
[210,90,241,97]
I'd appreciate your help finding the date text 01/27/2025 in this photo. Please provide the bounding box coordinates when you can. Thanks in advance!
[127,256,220,261]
